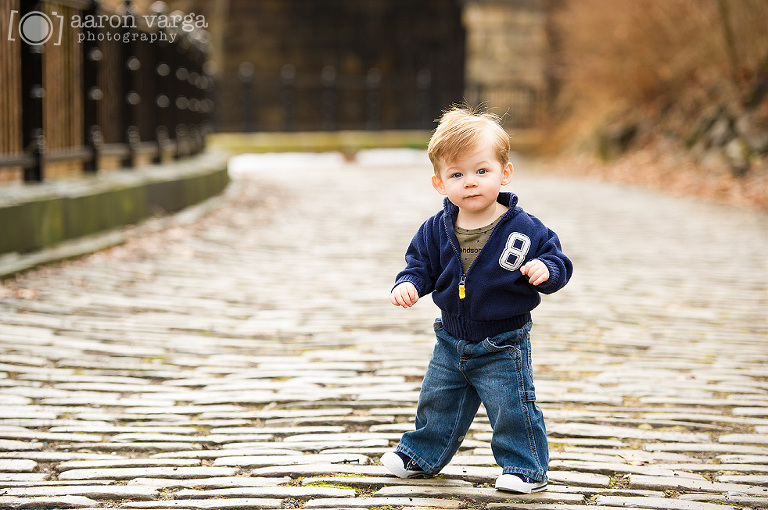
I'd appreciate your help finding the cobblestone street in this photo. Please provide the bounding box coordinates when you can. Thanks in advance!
[0,151,767,509]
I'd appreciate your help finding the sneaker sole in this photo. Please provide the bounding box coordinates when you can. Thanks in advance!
[380,451,425,479]
[496,481,548,494]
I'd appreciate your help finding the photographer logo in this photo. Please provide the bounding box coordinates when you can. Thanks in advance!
[8,10,64,45]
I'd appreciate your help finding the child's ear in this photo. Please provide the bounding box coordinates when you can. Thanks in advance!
[432,175,447,195]
[501,162,513,185]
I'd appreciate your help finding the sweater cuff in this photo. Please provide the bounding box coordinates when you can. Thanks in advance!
[392,274,426,296]
[536,260,561,294]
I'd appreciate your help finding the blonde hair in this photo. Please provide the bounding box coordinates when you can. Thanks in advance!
[427,105,510,176]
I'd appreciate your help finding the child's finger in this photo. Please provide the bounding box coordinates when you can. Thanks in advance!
[395,289,414,308]
[528,266,549,285]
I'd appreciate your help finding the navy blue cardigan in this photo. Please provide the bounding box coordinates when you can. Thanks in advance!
[394,192,573,342]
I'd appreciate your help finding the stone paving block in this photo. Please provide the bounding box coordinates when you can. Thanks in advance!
[281,432,402,443]
[249,463,389,478]
[50,425,201,434]
[547,460,706,478]
[548,438,631,448]
[644,443,768,455]
[0,394,35,404]
[39,396,178,407]
[1,486,158,500]
[423,464,494,482]
[123,405,244,415]
[562,447,702,464]
[629,474,768,496]
[486,506,624,510]
[246,439,390,450]
[733,407,768,417]
[300,475,475,488]
[659,463,768,474]
[680,493,768,508]
[717,474,768,485]
[151,447,302,460]
[56,442,204,452]
[548,470,611,487]
[547,423,711,442]
[208,425,345,435]
[303,497,464,508]
[0,430,102,442]
[0,459,37,472]
[0,495,98,508]
[57,458,200,470]
[110,433,220,444]
[125,476,291,489]
[173,486,357,499]
[213,453,369,467]
[59,466,239,480]
[0,472,48,482]
[373,485,585,504]
[594,495,740,509]
[119,498,284,509]
[720,433,768,444]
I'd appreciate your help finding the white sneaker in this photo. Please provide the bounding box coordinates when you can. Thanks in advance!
[380,451,426,478]
[495,473,548,493]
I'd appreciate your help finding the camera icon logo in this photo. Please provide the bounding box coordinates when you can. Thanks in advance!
[8,10,64,46]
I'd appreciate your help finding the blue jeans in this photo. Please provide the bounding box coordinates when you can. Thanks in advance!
[396,320,548,482]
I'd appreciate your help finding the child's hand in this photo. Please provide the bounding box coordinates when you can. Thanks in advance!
[521,259,550,286]
[391,282,419,308]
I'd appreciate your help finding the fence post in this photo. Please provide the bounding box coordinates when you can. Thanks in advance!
[82,0,101,174]
[321,65,337,131]
[281,63,296,132]
[120,0,139,168]
[238,62,254,132]
[416,68,432,129]
[19,0,45,182]
[366,68,381,130]
[154,11,173,161]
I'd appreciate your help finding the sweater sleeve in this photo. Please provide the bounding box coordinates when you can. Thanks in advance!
[393,219,436,297]
[529,221,573,295]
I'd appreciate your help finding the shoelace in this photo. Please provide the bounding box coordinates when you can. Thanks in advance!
[406,460,423,471]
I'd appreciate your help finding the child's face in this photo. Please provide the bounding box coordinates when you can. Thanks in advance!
[432,142,512,215]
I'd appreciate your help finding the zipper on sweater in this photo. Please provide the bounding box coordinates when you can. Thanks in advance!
[458,274,466,299]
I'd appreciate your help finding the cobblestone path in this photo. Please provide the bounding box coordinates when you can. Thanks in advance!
[0,151,767,509]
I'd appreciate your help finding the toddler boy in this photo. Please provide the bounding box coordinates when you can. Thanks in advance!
[381,106,573,493]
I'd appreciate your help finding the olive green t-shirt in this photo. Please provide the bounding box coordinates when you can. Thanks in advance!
[454,215,504,272]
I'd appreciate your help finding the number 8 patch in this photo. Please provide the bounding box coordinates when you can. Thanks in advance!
[499,232,530,271]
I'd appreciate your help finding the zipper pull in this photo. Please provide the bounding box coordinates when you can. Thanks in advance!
[458,275,466,299]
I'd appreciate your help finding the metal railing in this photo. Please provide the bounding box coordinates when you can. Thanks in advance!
[0,0,212,184]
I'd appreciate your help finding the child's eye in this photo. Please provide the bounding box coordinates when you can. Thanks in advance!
[450,172,462,179]
[477,168,487,175]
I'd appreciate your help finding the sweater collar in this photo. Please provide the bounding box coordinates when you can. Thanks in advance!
[443,191,519,220]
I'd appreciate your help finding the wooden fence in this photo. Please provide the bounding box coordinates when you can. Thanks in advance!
[0,0,211,184]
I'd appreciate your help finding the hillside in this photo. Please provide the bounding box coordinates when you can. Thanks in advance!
[546,0,768,209]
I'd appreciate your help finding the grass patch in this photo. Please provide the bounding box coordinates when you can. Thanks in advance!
[209,131,431,156]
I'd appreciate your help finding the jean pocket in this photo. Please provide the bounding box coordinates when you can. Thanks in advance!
[487,329,538,402]
[482,326,527,353]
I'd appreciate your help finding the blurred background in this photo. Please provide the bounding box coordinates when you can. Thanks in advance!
[1,0,767,206]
